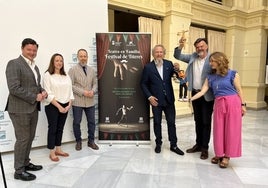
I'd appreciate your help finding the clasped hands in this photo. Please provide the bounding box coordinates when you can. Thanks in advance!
[36,91,48,101]
[83,90,94,98]
[58,105,71,114]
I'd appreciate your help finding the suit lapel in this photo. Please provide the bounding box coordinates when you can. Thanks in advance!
[20,56,39,86]
[162,60,168,81]
[35,66,41,85]
[151,61,162,80]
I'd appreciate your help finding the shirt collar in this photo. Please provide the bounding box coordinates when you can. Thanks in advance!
[22,55,35,66]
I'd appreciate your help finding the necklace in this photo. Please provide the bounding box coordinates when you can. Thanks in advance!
[215,74,220,90]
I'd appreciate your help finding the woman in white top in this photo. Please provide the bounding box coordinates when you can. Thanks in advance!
[43,53,74,162]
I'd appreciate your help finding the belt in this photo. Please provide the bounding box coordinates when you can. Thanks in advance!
[192,89,201,92]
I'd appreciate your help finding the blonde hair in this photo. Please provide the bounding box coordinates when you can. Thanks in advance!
[152,44,166,55]
[209,51,229,76]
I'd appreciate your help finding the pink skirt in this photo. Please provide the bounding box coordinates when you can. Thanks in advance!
[213,95,242,158]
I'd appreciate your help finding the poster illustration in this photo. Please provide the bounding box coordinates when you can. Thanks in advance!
[96,33,151,143]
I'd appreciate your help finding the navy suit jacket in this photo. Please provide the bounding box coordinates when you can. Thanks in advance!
[140,59,175,106]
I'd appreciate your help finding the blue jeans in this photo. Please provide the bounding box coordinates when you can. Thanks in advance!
[72,106,96,143]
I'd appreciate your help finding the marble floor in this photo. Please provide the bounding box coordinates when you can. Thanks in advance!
[1,109,268,188]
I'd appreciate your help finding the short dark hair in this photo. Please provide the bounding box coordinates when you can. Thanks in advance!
[77,48,88,55]
[21,38,39,48]
[194,38,208,46]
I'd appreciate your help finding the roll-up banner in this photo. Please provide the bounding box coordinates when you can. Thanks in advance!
[96,33,151,144]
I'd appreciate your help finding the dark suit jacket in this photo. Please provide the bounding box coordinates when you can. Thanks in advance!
[5,55,44,113]
[140,59,175,106]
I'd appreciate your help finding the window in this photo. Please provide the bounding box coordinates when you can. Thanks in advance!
[208,0,222,5]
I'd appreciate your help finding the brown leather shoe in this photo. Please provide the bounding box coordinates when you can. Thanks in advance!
[211,156,223,164]
[75,141,82,151]
[88,142,99,150]
[200,150,208,160]
[186,144,201,153]
[219,157,230,168]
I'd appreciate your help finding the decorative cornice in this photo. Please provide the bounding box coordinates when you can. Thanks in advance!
[191,1,229,29]
[108,0,166,17]
[191,1,268,30]
[166,0,192,13]
[108,0,268,29]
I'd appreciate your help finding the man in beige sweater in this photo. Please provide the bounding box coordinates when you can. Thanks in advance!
[68,49,98,151]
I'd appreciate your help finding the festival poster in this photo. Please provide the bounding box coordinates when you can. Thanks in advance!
[96,33,151,143]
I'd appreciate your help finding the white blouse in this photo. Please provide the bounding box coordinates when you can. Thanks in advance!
[43,71,74,106]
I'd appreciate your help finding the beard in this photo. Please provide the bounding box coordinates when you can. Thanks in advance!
[155,59,163,65]
[197,51,204,56]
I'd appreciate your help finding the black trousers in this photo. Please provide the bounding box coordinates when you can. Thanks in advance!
[191,90,214,150]
[45,102,69,149]
[179,83,188,98]
[152,102,177,147]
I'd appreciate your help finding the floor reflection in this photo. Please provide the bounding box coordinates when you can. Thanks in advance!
[1,109,268,188]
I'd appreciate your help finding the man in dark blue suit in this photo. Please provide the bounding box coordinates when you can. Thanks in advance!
[140,44,184,155]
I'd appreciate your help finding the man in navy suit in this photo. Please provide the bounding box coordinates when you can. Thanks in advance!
[140,44,184,155]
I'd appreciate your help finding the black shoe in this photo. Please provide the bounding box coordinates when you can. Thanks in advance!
[14,171,36,181]
[170,146,184,155]
[200,150,209,160]
[75,141,82,151]
[154,145,161,153]
[25,163,43,171]
[186,144,201,153]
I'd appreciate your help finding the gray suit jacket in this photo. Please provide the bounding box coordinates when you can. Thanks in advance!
[173,47,214,102]
[68,64,97,107]
[5,55,44,113]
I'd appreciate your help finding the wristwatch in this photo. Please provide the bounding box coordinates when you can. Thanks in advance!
[241,103,246,107]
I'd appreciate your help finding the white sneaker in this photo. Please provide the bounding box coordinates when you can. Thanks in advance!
[183,98,188,102]
[179,98,183,102]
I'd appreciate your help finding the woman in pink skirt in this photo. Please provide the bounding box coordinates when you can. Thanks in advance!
[190,51,246,168]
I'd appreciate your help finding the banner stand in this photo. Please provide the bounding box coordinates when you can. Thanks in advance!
[0,152,7,188]
[96,32,151,144]
[98,140,151,147]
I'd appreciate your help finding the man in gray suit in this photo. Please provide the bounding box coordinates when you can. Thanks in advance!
[68,49,99,151]
[174,37,214,160]
[5,38,47,181]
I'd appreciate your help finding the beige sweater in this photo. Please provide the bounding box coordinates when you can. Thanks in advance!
[68,64,97,107]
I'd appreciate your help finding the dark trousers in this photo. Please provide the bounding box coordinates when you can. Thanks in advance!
[152,103,177,147]
[72,106,96,143]
[179,83,188,98]
[191,90,214,150]
[9,110,38,173]
[45,102,69,149]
